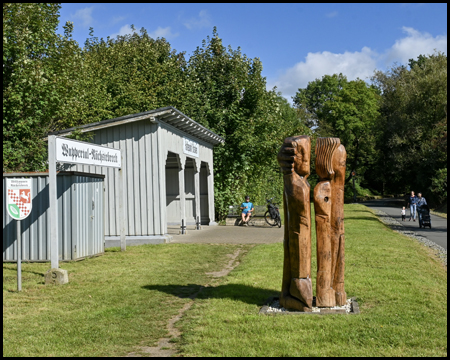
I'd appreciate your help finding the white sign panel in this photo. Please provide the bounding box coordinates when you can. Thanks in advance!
[6,178,32,220]
[183,137,199,158]
[55,137,121,168]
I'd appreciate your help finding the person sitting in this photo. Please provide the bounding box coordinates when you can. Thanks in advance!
[240,195,254,226]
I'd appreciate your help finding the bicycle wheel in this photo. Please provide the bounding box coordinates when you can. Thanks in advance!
[277,213,282,228]
[264,210,277,226]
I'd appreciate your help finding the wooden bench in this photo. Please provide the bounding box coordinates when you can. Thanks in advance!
[225,214,269,227]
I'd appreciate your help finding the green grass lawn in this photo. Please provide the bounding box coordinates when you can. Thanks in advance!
[3,243,251,357]
[177,204,447,357]
[3,204,447,357]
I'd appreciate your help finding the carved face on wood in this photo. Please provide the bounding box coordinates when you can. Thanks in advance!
[332,145,347,177]
[293,136,311,177]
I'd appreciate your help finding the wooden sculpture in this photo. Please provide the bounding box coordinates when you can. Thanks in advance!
[314,137,347,307]
[277,135,313,311]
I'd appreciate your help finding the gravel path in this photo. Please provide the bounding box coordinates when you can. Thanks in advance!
[373,209,447,267]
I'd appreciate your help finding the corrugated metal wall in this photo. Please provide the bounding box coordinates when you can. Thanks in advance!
[68,121,162,236]
[3,172,104,261]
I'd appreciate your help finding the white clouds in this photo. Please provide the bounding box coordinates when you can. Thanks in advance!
[109,25,178,40]
[71,6,94,28]
[269,27,447,101]
[109,24,137,39]
[384,26,447,65]
[184,10,212,30]
[149,26,179,39]
[268,47,378,100]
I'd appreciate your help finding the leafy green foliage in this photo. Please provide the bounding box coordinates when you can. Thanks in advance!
[79,26,190,120]
[370,52,447,205]
[293,74,381,194]
[182,28,310,217]
[3,3,79,171]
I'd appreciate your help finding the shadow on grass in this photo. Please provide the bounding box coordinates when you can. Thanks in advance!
[142,283,278,306]
[3,264,45,278]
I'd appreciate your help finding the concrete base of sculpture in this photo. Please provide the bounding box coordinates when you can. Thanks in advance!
[45,268,69,285]
[259,296,360,315]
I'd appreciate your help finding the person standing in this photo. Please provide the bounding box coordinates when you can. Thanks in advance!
[416,192,428,224]
[407,191,418,221]
[416,192,427,208]
[240,195,254,226]
[401,206,406,221]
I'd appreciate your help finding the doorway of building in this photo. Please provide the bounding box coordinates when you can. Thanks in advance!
[200,162,210,225]
[165,152,180,225]
[184,157,196,224]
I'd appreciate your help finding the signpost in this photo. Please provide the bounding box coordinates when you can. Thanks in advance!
[6,178,32,291]
[47,136,124,284]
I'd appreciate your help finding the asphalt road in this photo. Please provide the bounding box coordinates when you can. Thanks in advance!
[361,198,447,250]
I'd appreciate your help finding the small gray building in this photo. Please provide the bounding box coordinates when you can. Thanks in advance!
[3,171,105,262]
[48,107,224,247]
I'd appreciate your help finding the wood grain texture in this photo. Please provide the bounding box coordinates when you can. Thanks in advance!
[331,144,347,305]
[314,138,347,307]
[277,135,313,311]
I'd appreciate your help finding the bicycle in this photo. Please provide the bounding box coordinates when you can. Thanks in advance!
[264,198,282,228]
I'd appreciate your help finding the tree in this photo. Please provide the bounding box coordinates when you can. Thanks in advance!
[371,52,447,205]
[183,28,310,217]
[3,3,81,171]
[293,74,381,190]
[74,26,190,123]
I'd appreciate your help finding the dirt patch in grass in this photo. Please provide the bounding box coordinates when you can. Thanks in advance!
[125,245,251,357]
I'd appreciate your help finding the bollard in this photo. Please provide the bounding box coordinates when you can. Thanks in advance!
[196,216,201,230]
[180,219,186,235]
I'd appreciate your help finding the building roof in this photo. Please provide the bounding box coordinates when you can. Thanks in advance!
[46,106,225,146]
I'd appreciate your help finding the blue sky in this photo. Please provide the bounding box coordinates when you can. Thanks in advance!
[58,3,447,102]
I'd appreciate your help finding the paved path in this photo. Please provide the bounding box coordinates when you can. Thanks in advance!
[168,224,283,244]
[168,199,447,250]
[361,198,447,250]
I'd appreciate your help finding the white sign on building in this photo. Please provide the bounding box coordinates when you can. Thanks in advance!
[183,137,199,158]
[56,137,121,168]
[6,178,32,220]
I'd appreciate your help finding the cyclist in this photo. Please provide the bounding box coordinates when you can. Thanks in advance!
[240,195,254,226]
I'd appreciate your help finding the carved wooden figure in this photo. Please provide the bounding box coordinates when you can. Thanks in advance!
[277,135,313,311]
[314,137,347,307]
